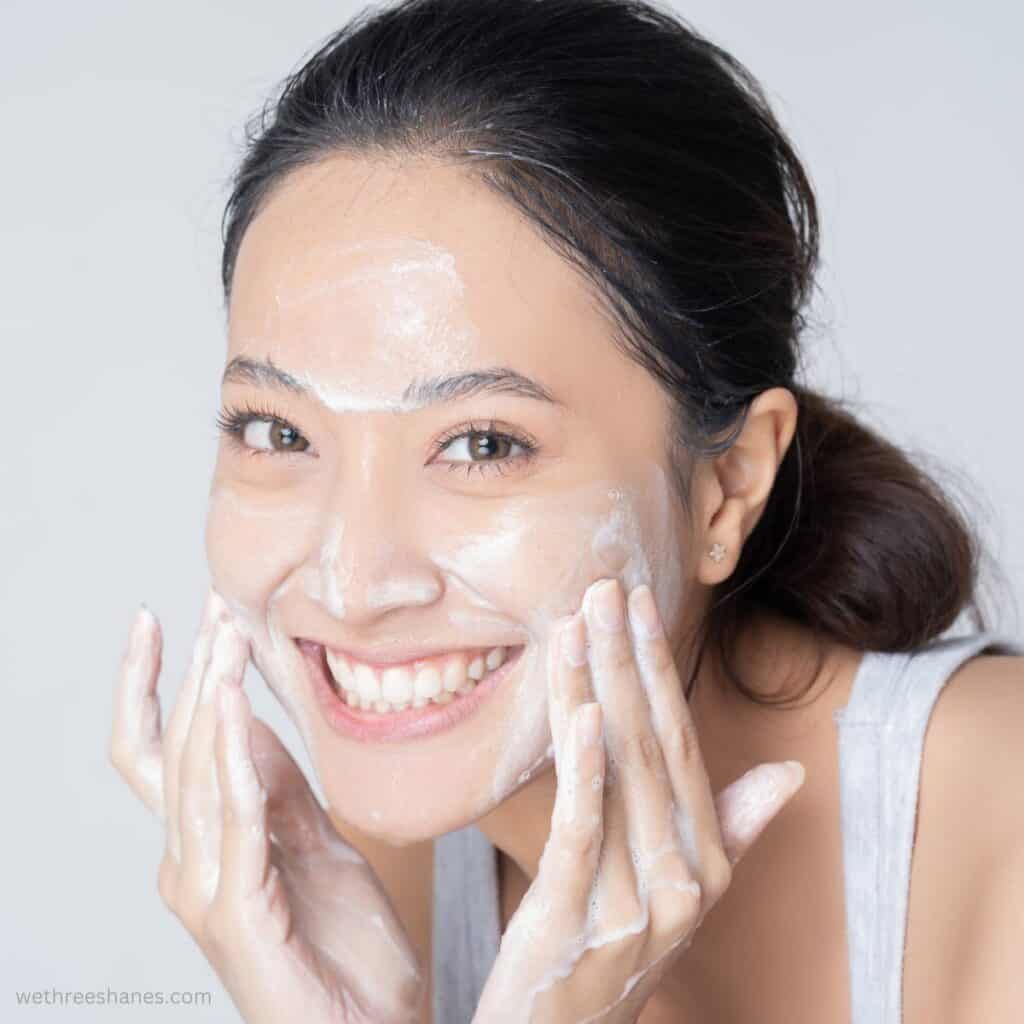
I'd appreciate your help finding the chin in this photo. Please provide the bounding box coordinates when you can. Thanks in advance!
[319,776,502,846]
[243,621,554,844]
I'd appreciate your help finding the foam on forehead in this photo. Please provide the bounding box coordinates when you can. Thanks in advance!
[255,237,480,413]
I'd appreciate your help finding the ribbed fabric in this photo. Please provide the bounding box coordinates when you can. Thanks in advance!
[834,631,1024,1023]
[432,823,501,1024]
[431,631,1024,1024]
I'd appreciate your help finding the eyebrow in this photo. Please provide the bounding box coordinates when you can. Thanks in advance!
[221,355,563,408]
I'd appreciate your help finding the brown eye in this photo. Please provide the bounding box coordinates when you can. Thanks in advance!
[268,420,308,452]
[430,419,539,479]
[241,418,309,453]
[466,431,513,460]
[441,430,520,462]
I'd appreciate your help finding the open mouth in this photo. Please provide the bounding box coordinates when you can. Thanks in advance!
[298,639,526,743]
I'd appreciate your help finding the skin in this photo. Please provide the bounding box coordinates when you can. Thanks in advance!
[204,154,797,845]
[113,152,813,1022]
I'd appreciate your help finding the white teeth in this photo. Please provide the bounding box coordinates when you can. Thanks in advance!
[414,665,443,700]
[443,658,466,693]
[353,663,382,702]
[325,650,355,690]
[381,666,414,704]
[324,645,517,714]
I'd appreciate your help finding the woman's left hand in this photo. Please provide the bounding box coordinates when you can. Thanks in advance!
[471,578,806,1024]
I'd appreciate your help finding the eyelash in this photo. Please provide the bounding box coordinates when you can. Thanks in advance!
[213,402,540,479]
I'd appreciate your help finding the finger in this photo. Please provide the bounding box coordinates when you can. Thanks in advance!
[531,702,605,941]
[583,578,679,861]
[110,605,164,814]
[178,620,249,904]
[714,761,805,866]
[546,612,594,764]
[214,682,271,902]
[625,584,730,885]
[163,589,227,862]
[243,716,343,859]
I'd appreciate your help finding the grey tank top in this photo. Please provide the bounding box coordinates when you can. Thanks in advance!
[432,630,1024,1024]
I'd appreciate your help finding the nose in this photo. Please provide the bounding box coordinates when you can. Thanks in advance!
[313,459,444,625]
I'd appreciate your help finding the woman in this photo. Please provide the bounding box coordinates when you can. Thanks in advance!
[109,1,1024,1021]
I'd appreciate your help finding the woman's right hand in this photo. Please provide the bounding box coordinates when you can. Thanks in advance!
[109,589,424,1024]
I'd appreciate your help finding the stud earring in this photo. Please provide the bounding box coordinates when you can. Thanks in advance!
[708,542,727,563]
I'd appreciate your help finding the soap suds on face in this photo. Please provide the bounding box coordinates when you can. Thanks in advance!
[211,456,689,846]
[319,519,349,620]
[364,577,442,611]
[207,157,710,1015]
[215,573,321,765]
[210,204,694,848]
[260,239,480,415]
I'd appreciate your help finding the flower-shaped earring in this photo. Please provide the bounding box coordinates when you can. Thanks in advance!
[708,542,727,563]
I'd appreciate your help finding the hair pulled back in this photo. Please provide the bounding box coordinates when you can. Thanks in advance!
[221,0,999,707]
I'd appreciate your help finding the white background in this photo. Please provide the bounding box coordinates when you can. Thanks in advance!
[2,1,1021,1019]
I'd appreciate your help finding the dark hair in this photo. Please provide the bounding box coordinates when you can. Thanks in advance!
[220,0,1009,707]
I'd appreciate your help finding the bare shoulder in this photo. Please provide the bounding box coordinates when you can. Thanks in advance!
[904,650,1024,1021]
[920,650,1024,856]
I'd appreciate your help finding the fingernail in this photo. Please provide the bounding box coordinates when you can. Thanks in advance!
[780,760,806,790]
[129,604,154,660]
[721,761,804,852]
[203,622,242,700]
[577,703,602,748]
[627,584,662,639]
[561,614,587,667]
[588,578,624,632]
[749,761,804,814]
[200,589,218,628]
[208,587,230,625]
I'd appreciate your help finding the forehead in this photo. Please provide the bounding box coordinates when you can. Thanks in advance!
[227,155,647,409]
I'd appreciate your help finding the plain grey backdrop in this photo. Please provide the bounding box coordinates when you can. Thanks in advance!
[2,1,1021,1020]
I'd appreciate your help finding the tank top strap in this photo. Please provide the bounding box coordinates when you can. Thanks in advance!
[432,824,502,1023]
[832,631,1024,1024]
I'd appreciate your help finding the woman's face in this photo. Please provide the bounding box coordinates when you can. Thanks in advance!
[205,154,700,844]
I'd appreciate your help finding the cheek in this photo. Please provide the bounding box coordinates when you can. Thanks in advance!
[435,469,688,638]
[430,466,690,808]
[205,482,316,611]
[205,480,325,752]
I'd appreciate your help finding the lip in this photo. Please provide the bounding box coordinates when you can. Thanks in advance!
[298,639,525,743]
[314,639,504,670]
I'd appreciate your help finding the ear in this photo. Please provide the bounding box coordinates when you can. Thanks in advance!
[697,387,797,586]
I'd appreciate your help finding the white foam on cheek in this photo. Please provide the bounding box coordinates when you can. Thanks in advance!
[208,500,321,763]
[593,466,684,632]
[433,517,554,807]
[262,578,320,757]
[318,519,349,619]
[466,468,695,1022]
[431,466,688,816]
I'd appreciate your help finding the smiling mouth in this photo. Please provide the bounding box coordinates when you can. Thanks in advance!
[313,642,525,714]
[297,638,527,743]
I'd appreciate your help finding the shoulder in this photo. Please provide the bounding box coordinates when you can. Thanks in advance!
[917,646,1024,856]
[911,647,1024,1020]
[921,648,1024,855]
